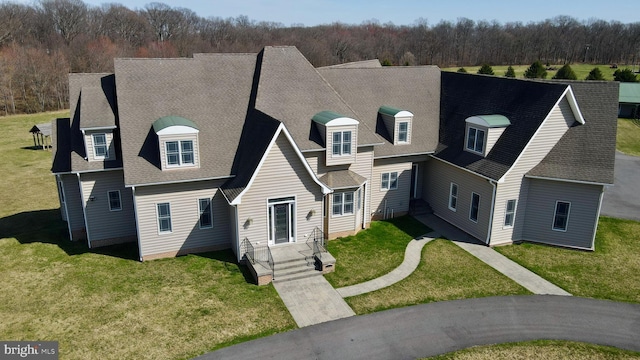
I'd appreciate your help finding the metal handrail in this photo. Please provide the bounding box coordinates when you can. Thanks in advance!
[309,227,326,257]
[242,237,274,277]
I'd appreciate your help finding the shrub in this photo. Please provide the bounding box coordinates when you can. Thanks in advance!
[524,61,547,79]
[552,64,578,80]
[504,66,516,78]
[613,68,638,82]
[585,67,605,80]
[477,64,494,75]
[457,67,467,73]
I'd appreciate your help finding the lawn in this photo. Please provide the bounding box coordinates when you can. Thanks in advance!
[617,118,640,156]
[496,217,640,303]
[345,240,530,314]
[0,112,295,359]
[441,63,627,80]
[427,340,640,359]
[324,216,431,288]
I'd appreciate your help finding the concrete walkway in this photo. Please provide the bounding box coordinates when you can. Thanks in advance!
[336,231,438,298]
[273,276,355,328]
[414,213,571,296]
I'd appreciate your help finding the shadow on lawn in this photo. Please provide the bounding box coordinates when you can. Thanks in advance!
[195,251,256,284]
[0,208,138,260]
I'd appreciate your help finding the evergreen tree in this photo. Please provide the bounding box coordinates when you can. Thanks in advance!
[524,61,547,79]
[552,64,578,80]
[477,63,494,75]
[457,67,467,73]
[613,68,638,82]
[504,66,516,78]
[585,67,605,80]
[381,59,392,66]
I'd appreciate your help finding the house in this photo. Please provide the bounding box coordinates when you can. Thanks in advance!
[618,82,640,118]
[51,46,617,279]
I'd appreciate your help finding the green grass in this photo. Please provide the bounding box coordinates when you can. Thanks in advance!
[345,240,530,314]
[324,216,430,288]
[0,112,296,359]
[442,63,627,80]
[427,340,640,359]
[496,217,640,303]
[617,118,640,156]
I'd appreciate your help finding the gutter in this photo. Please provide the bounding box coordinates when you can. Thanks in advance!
[57,174,73,241]
[590,185,606,251]
[124,175,235,188]
[524,174,612,187]
[131,185,144,261]
[76,172,92,249]
[486,179,497,245]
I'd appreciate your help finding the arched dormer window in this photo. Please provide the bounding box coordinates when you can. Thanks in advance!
[378,106,414,145]
[464,115,510,156]
[152,116,200,170]
[312,111,359,166]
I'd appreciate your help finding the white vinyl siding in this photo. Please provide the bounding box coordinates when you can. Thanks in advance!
[372,158,412,218]
[469,192,480,222]
[552,201,571,232]
[157,203,172,233]
[504,199,516,228]
[134,180,230,259]
[198,198,213,229]
[108,190,122,211]
[449,183,458,211]
[490,97,576,245]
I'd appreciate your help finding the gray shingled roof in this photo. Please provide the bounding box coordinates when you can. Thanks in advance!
[79,86,116,129]
[528,81,618,184]
[114,54,257,186]
[254,46,382,151]
[318,59,382,69]
[436,72,569,181]
[318,66,441,158]
[319,170,367,189]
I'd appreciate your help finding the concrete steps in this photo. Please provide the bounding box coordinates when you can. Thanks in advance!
[272,256,320,283]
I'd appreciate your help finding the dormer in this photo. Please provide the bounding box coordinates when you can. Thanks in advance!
[79,86,118,162]
[152,116,200,170]
[464,115,511,157]
[378,106,413,145]
[312,111,358,166]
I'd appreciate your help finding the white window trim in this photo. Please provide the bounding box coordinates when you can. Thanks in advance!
[92,133,109,160]
[332,191,354,217]
[552,200,571,232]
[165,140,195,168]
[469,192,480,223]
[198,198,213,229]
[332,130,352,157]
[503,199,516,229]
[381,171,398,191]
[398,121,409,143]
[466,126,486,155]
[448,183,458,211]
[107,190,122,212]
[156,202,172,234]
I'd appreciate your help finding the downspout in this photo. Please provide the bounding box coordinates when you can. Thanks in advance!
[486,179,497,245]
[591,185,606,251]
[76,172,91,248]
[57,175,73,241]
[234,205,241,262]
[131,186,143,261]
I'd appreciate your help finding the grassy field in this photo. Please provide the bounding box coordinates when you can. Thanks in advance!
[496,217,640,303]
[324,216,430,287]
[0,112,296,359]
[441,63,631,80]
[345,240,530,314]
[617,118,640,156]
[427,340,640,359]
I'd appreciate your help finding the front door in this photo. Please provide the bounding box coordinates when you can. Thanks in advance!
[268,197,295,245]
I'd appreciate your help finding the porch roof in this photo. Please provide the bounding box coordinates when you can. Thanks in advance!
[319,170,366,190]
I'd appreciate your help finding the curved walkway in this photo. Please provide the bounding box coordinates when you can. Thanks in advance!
[196,295,640,360]
[336,231,438,298]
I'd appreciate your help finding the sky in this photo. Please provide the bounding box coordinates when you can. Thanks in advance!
[17,0,640,26]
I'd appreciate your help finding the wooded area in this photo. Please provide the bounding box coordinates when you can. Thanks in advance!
[1,0,639,114]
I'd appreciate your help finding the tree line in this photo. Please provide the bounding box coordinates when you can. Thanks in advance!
[1,0,639,114]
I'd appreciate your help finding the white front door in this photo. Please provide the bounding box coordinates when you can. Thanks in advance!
[268,197,295,245]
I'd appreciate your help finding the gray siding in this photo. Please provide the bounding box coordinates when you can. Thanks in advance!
[372,158,412,218]
[134,179,230,258]
[423,158,493,242]
[84,130,116,161]
[237,133,323,255]
[491,97,575,245]
[522,179,602,249]
[60,174,85,238]
[80,170,136,244]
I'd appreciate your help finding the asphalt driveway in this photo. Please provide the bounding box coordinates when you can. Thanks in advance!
[602,151,640,221]
[196,295,640,360]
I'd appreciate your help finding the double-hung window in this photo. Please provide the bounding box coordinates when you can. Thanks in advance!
[552,201,571,231]
[466,127,485,153]
[332,192,354,216]
[504,199,516,227]
[198,198,213,229]
[469,192,480,222]
[166,140,194,167]
[108,190,122,211]
[381,172,398,190]
[398,122,408,143]
[157,203,172,233]
[92,133,108,159]
[448,183,458,211]
[332,131,352,156]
